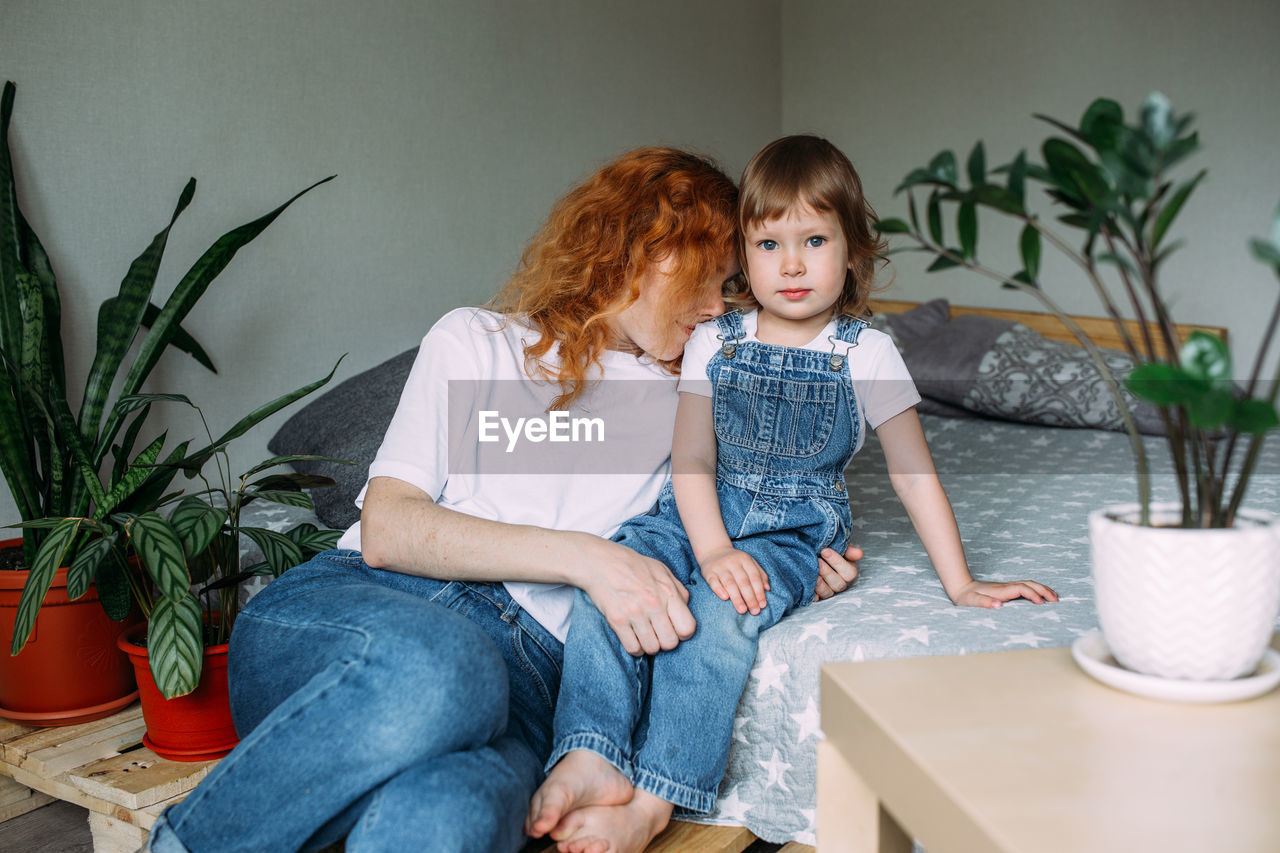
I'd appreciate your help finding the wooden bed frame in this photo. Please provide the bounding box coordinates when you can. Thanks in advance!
[869,297,1227,357]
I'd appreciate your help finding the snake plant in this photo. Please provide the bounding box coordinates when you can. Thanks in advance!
[2,78,332,632]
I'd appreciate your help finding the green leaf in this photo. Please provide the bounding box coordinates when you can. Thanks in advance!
[94,555,132,621]
[971,184,1024,215]
[957,201,977,260]
[245,489,315,510]
[147,594,204,698]
[286,523,341,554]
[873,218,911,234]
[9,517,84,654]
[893,167,937,194]
[1006,151,1027,207]
[241,526,306,577]
[79,179,197,449]
[1186,388,1234,428]
[1005,271,1038,290]
[1019,224,1041,280]
[169,497,228,560]
[1124,362,1205,405]
[926,254,961,272]
[243,454,352,480]
[124,512,190,602]
[1228,398,1280,434]
[1251,237,1280,268]
[928,150,958,186]
[1153,170,1206,249]
[927,191,944,244]
[967,141,986,186]
[97,432,166,519]
[139,302,216,373]
[103,175,336,451]
[113,393,196,417]
[180,358,345,474]
[1179,331,1232,385]
[66,534,115,601]
[1079,98,1124,152]
[251,471,340,492]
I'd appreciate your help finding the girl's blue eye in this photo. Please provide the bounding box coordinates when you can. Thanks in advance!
[758,240,778,251]
[806,236,827,248]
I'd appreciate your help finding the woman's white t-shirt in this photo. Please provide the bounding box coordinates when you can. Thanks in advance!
[337,307,680,642]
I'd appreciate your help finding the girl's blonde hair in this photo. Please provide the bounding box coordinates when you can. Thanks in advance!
[491,147,738,408]
[732,135,886,317]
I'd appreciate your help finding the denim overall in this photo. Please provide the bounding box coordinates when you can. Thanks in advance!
[549,311,866,813]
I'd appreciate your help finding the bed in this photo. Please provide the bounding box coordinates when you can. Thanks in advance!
[249,298,1280,846]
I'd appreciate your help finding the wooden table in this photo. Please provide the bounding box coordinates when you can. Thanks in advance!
[818,640,1280,853]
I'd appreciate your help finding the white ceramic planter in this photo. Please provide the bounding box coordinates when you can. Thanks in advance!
[1090,503,1280,681]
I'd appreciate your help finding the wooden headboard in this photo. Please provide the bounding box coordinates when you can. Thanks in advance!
[869,298,1227,359]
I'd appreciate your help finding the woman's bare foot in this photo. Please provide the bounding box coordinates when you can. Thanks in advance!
[525,750,634,838]
[550,788,673,853]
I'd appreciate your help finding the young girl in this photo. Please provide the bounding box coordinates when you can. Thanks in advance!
[528,135,1058,853]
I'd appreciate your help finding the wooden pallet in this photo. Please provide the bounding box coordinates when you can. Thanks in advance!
[1,704,817,853]
[0,703,213,853]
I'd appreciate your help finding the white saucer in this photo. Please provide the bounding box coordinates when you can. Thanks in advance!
[1071,630,1280,704]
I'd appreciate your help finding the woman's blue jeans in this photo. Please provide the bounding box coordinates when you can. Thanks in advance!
[148,550,563,853]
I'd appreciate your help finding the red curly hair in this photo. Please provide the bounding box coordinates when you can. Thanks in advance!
[490,147,738,409]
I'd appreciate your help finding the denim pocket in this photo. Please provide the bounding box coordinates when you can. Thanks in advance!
[713,366,838,458]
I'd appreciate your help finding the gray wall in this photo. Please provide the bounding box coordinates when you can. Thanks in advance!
[1,0,781,527]
[4,0,1278,528]
[783,0,1280,374]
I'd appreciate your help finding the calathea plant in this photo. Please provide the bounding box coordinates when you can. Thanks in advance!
[10,369,349,698]
[875,93,1280,528]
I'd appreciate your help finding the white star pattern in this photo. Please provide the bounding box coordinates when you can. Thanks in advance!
[790,697,822,743]
[751,655,789,697]
[758,749,792,792]
[797,619,832,643]
[1003,632,1051,648]
[714,786,752,822]
[897,625,933,645]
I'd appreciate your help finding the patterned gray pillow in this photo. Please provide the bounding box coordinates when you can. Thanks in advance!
[965,323,1164,433]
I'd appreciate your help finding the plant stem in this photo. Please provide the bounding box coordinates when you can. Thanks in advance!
[903,232,1152,523]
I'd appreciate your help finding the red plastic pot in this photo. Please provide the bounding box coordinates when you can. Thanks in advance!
[118,623,239,761]
[0,537,140,726]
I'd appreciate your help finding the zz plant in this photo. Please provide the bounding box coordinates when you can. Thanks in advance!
[875,93,1280,528]
[1,76,330,592]
[11,371,348,698]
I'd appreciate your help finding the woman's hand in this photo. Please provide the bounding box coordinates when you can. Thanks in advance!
[950,579,1059,609]
[699,546,770,615]
[578,539,697,657]
[814,545,862,600]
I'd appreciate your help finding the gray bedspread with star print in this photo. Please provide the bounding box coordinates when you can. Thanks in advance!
[240,413,1280,846]
[685,413,1280,844]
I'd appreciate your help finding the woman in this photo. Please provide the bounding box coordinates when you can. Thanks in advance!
[147,147,862,853]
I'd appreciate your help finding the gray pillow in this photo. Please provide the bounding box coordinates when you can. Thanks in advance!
[879,299,1165,433]
[871,299,977,419]
[268,347,418,529]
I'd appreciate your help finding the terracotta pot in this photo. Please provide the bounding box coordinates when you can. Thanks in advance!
[0,537,140,726]
[1091,504,1280,680]
[118,624,239,761]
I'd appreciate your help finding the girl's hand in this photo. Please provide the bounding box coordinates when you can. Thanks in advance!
[580,539,696,657]
[699,547,770,615]
[814,545,862,600]
[951,579,1059,609]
